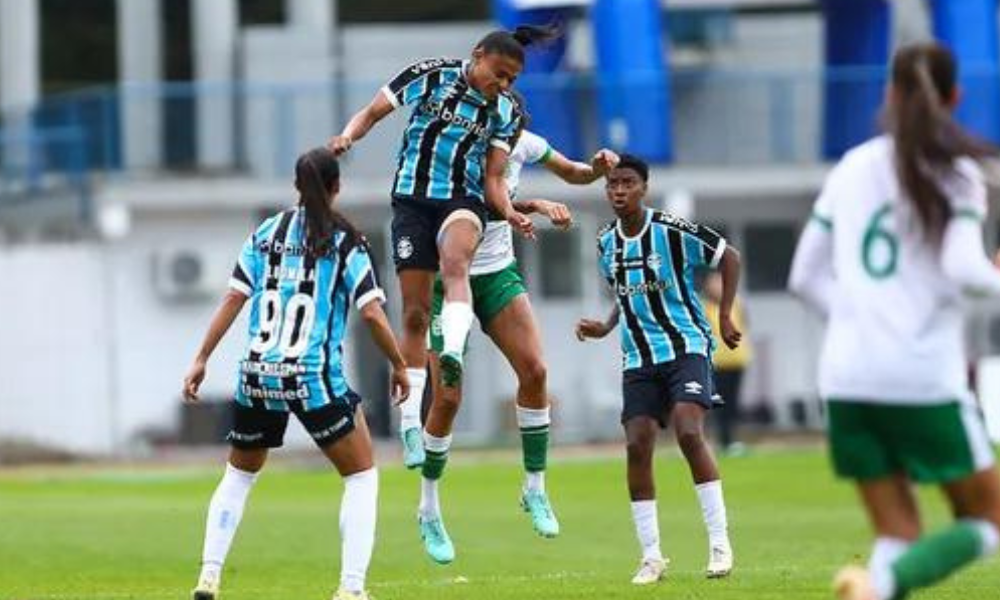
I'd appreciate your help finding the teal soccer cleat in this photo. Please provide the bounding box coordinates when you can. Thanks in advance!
[521,489,560,538]
[418,514,455,564]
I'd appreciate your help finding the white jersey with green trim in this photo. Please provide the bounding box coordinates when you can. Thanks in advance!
[471,130,551,276]
[807,135,993,405]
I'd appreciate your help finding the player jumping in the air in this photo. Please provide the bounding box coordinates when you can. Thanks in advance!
[408,99,618,563]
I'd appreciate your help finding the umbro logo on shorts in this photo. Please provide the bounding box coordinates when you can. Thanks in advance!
[684,381,703,395]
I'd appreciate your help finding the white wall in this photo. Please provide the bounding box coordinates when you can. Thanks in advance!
[0,246,115,454]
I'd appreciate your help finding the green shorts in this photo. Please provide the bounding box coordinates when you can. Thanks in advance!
[826,400,996,484]
[428,261,527,354]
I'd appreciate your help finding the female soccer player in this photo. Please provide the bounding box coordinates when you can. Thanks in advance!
[789,43,1000,600]
[576,154,741,584]
[328,26,557,463]
[183,147,409,600]
[407,110,619,563]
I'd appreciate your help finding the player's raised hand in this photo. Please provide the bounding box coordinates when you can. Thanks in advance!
[328,135,353,156]
[591,148,620,176]
[576,318,611,341]
[182,359,207,402]
[508,210,536,239]
[720,313,742,349]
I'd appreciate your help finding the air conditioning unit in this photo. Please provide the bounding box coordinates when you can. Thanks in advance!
[151,248,226,302]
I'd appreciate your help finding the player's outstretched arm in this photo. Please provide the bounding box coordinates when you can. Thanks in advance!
[328,91,395,156]
[543,148,619,185]
[717,246,743,350]
[183,289,248,402]
[575,304,620,341]
[359,299,411,405]
[513,198,572,229]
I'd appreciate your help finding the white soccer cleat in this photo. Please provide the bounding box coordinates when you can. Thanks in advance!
[630,557,668,585]
[833,565,878,600]
[191,573,220,600]
[331,588,372,600]
[706,542,734,578]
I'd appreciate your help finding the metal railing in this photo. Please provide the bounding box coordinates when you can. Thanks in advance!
[2,65,997,202]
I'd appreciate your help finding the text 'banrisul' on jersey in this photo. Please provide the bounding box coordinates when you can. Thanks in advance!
[381,58,521,202]
[597,209,727,371]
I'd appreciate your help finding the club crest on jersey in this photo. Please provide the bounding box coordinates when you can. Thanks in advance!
[396,236,414,260]
[646,253,663,270]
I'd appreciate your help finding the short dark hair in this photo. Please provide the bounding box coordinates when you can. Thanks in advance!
[615,153,649,182]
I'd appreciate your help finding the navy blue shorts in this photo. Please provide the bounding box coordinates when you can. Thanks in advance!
[622,354,715,428]
[228,391,362,449]
[390,194,489,272]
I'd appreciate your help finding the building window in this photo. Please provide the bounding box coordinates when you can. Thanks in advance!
[744,222,797,292]
[240,0,286,26]
[538,229,581,299]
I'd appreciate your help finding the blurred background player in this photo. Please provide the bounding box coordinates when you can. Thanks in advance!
[408,98,619,563]
[182,147,409,600]
[576,154,741,584]
[789,43,1000,600]
[327,26,557,480]
[701,271,752,455]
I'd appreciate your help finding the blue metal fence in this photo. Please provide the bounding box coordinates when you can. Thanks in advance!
[5,66,991,197]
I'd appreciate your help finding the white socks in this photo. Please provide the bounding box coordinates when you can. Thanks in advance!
[419,431,452,519]
[399,368,426,432]
[440,301,474,356]
[869,536,910,600]
[200,463,259,579]
[339,468,378,594]
[630,500,663,562]
[695,480,729,548]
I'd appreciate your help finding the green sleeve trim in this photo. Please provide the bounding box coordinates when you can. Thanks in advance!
[537,146,553,164]
[954,208,985,222]
[811,213,833,230]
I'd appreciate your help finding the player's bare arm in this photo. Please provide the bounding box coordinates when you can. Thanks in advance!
[359,298,411,404]
[543,148,620,185]
[486,146,535,238]
[328,91,395,155]
[717,246,743,350]
[182,289,248,402]
[575,304,620,341]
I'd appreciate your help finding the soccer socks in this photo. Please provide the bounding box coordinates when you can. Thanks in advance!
[630,500,664,562]
[399,368,426,432]
[880,519,999,600]
[868,537,910,599]
[200,463,259,579]
[339,468,378,594]
[516,405,550,492]
[440,302,474,356]
[419,432,452,518]
[695,480,730,548]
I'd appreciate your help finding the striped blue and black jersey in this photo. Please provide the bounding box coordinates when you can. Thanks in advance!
[597,209,727,371]
[381,57,522,202]
[229,208,384,410]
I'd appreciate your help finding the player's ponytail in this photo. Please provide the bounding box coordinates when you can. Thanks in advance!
[294,147,362,258]
[476,23,561,63]
[883,43,994,242]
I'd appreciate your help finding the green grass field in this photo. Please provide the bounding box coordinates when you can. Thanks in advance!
[1,448,997,599]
